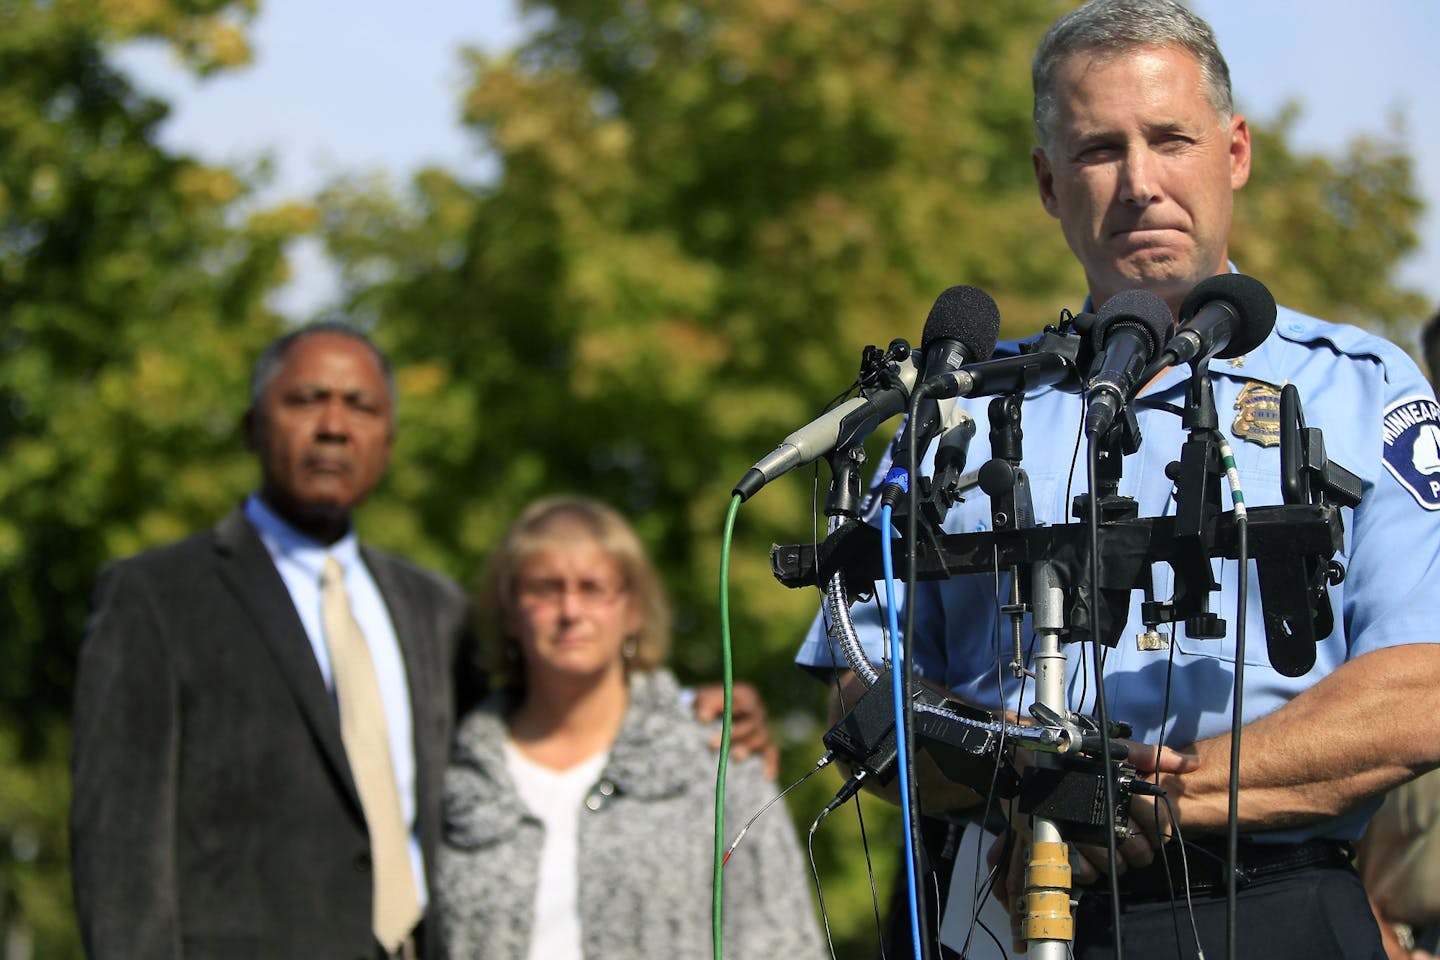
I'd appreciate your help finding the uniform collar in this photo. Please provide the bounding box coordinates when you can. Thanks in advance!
[1076,265,1289,405]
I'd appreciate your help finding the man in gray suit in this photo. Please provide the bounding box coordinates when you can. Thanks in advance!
[70,322,469,959]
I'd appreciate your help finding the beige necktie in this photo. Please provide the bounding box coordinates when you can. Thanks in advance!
[320,557,421,952]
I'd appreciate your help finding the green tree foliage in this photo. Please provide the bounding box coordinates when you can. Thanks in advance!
[326,0,1083,651]
[1233,105,1429,332]
[0,0,1429,954]
[0,0,300,951]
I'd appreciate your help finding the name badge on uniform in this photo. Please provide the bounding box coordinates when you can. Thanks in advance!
[1231,382,1282,447]
[1382,395,1440,511]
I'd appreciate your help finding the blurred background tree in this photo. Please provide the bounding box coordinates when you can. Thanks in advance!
[0,0,1429,955]
[0,0,299,953]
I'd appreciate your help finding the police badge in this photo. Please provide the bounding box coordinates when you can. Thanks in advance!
[1231,382,1282,447]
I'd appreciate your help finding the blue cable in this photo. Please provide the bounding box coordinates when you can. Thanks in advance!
[880,501,924,960]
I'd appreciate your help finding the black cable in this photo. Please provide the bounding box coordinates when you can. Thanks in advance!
[959,544,1020,957]
[1064,409,1094,715]
[1156,631,1189,957]
[854,785,890,960]
[899,387,933,960]
[1161,793,1206,958]
[1085,438,1125,960]
[823,623,890,959]
[808,774,871,960]
[1224,490,1250,960]
[816,518,890,960]
[722,752,834,865]
[808,807,843,960]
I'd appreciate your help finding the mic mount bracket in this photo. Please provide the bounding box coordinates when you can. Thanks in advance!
[859,338,913,397]
[771,502,1347,671]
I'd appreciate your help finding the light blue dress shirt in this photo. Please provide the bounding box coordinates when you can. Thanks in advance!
[245,495,427,904]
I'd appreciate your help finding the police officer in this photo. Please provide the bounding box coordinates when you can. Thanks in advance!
[797,2,1440,957]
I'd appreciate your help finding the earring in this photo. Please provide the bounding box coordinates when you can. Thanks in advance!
[622,635,637,661]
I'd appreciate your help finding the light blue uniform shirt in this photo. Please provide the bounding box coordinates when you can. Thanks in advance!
[245,495,427,904]
[796,303,1440,842]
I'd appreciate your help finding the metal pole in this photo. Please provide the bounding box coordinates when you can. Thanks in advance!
[1020,560,1073,959]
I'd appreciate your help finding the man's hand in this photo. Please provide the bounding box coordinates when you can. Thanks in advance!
[1065,740,1199,885]
[693,682,779,779]
[988,740,1198,952]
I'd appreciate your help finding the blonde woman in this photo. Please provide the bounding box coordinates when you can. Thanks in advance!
[436,496,823,960]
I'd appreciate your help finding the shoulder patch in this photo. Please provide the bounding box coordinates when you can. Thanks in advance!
[1381,395,1440,510]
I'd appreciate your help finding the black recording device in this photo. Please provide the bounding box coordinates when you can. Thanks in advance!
[821,669,1020,799]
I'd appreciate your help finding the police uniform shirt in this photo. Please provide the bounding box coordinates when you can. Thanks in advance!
[795,301,1440,843]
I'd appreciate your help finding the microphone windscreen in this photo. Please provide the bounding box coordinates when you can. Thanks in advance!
[1092,288,1173,355]
[922,285,1001,362]
[1179,273,1277,359]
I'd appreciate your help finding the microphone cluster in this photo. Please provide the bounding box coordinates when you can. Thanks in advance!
[731,285,1001,502]
[732,274,1278,500]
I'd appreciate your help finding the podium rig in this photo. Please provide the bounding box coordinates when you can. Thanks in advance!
[768,334,1357,956]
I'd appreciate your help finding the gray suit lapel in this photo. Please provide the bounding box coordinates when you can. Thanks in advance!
[212,508,362,810]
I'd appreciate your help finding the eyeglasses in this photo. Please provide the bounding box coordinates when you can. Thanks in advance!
[515,576,627,608]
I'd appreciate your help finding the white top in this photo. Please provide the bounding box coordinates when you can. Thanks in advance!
[504,740,610,960]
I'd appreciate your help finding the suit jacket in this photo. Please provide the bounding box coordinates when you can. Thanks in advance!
[70,507,473,960]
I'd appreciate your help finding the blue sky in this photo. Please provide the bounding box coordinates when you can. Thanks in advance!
[115,1,1440,328]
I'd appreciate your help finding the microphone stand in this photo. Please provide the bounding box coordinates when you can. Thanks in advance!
[974,396,1074,959]
[1081,407,1145,960]
[818,442,883,687]
[1166,359,1248,960]
[1167,361,1227,638]
[1021,561,1076,958]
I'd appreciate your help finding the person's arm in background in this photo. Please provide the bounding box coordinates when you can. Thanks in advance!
[1368,892,1413,960]
[693,681,780,779]
[71,562,183,959]
[1357,767,1440,960]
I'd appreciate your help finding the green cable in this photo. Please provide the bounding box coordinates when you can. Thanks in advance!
[712,493,741,960]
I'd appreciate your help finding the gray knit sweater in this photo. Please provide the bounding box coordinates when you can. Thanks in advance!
[434,669,826,960]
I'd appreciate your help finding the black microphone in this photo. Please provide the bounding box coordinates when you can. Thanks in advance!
[732,351,921,501]
[1084,289,1173,438]
[1160,273,1277,367]
[888,285,1001,473]
[913,286,1002,381]
[921,349,1078,400]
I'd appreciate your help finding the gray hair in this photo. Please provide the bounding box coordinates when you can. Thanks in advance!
[1032,0,1233,152]
[248,320,396,411]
